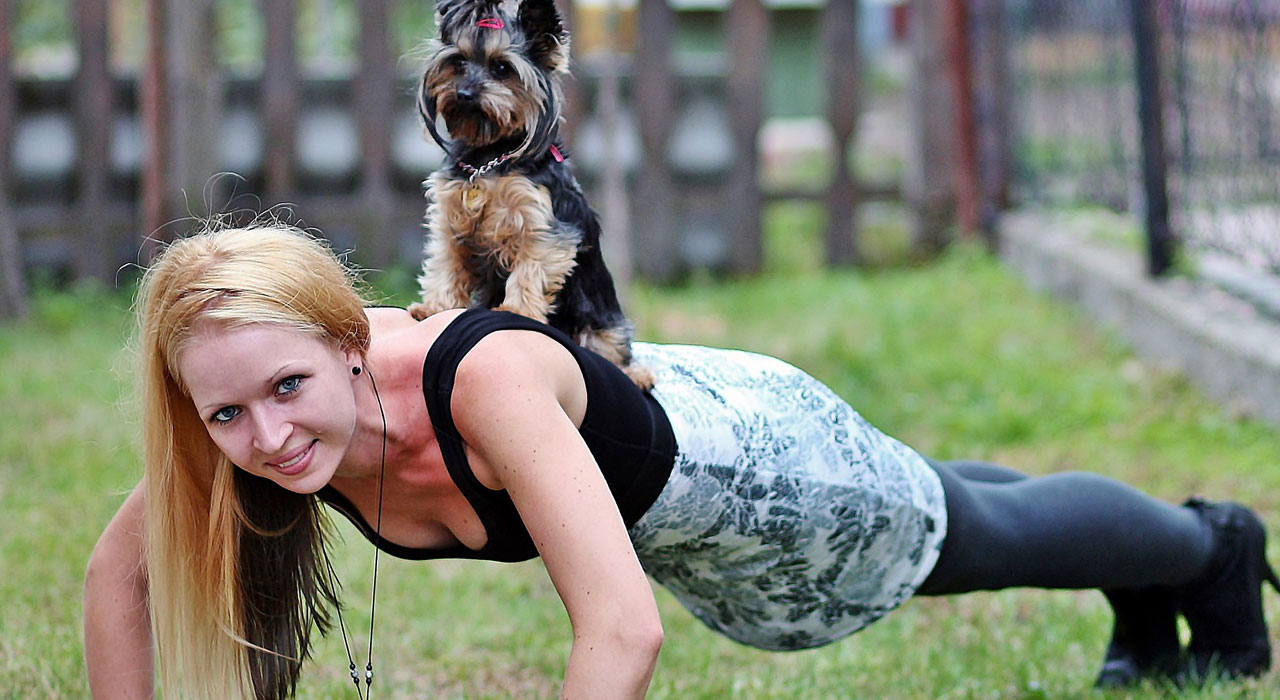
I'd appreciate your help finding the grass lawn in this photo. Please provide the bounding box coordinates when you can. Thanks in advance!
[4,236,1280,699]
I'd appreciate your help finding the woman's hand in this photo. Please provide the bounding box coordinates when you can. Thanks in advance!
[453,331,663,700]
[84,482,153,699]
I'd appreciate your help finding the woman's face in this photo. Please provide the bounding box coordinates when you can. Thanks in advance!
[177,320,360,493]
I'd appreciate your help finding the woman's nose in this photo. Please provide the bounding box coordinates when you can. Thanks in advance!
[250,408,290,454]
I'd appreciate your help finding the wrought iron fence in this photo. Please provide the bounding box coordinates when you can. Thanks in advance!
[992,0,1280,281]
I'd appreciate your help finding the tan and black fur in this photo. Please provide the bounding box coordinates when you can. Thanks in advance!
[408,0,654,389]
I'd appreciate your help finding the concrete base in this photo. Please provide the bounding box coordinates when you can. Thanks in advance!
[998,209,1280,427]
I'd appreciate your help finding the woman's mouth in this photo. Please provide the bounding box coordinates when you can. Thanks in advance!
[268,441,315,476]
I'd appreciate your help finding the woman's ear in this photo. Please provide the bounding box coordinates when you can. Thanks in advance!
[343,346,363,376]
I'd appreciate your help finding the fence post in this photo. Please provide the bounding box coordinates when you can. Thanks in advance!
[970,0,1010,237]
[1130,0,1174,276]
[944,0,980,238]
[355,0,395,267]
[725,0,767,274]
[140,0,169,259]
[633,0,677,281]
[74,0,115,282]
[555,0,581,142]
[595,2,635,294]
[0,0,25,318]
[904,0,955,255]
[165,0,221,223]
[261,0,299,205]
[822,0,860,266]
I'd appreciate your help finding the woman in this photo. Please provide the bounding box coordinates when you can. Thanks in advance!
[84,224,1277,699]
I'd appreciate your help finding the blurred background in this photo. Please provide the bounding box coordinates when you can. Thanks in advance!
[0,0,1278,317]
[7,4,1280,694]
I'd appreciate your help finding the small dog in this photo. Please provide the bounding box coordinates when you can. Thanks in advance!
[407,0,653,390]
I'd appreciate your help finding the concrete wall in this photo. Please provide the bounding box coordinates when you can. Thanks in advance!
[999,209,1280,428]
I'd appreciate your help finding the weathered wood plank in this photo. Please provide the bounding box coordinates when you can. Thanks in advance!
[355,0,395,266]
[165,0,221,222]
[0,0,11,190]
[822,0,860,266]
[633,0,677,280]
[724,0,767,274]
[140,0,170,258]
[944,0,980,236]
[971,0,1010,235]
[905,0,954,255]
[74,0,114,281]
[555,0,581,142]
[0,0,25,317]
[261,0,300,203]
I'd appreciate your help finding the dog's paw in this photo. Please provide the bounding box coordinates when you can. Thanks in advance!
[494,304,548,323]
[623,363,657,392]
[407,302,436,321]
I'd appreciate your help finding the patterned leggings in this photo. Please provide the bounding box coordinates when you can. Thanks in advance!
[915,460,1214,595]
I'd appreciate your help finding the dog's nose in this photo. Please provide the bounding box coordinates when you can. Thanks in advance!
[457,86,479,103]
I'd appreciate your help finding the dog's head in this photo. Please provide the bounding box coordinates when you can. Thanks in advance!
[419,0,569,157]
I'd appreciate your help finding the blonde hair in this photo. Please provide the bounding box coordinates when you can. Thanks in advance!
[135,224,370,699]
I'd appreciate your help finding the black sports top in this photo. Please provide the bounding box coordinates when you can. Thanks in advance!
[318,308,677,562]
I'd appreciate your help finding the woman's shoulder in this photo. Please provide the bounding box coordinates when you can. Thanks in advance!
[366,307,466,351]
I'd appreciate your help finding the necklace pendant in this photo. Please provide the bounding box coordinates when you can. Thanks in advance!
[462,183,485,211]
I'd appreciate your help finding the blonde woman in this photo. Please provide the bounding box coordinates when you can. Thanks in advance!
[85,224,1277,699]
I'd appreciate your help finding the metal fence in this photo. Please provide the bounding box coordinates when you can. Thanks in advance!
[992,0,1280,282]
[1170,0,1280,275]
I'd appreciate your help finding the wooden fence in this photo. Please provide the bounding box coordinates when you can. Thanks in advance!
[0,0,905,304]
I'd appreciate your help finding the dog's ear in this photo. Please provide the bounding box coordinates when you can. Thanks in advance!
[517,0,569,72]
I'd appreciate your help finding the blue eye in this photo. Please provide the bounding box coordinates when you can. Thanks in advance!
[276,375,304,396]
[212,406,240,424]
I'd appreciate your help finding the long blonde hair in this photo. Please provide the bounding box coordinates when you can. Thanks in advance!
[135,224,370,699]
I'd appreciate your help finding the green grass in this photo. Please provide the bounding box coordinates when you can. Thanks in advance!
[5,240,1280,698]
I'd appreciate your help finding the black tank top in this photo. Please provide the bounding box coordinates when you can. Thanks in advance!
[319,309,677,562]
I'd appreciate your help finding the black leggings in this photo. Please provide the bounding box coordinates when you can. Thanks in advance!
[916,460,1213,595]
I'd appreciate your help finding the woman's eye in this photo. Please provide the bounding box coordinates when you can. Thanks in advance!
[276,375,304,396]
[491,60,512,78]
[212,406,240,424]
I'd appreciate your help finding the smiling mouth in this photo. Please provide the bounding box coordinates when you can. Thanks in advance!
[269,441,316,475]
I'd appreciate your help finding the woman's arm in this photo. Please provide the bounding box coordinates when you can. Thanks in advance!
[452,332,663,700]
[84,482,153,699]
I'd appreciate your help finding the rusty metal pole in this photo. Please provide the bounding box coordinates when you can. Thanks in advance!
[944,0,980,237]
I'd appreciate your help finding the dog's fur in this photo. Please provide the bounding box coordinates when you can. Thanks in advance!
[407,0,653,389]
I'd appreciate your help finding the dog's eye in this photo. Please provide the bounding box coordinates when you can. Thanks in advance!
[491,60,513,79]
[449,54,467,70]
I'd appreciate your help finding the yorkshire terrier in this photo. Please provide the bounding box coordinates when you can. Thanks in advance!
[407,0,654,390]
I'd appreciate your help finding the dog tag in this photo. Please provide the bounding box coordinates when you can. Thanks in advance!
[463,184,485,211]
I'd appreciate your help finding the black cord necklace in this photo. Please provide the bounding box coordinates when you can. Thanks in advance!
[321,365,387,700]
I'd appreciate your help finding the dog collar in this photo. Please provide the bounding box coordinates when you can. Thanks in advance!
[458,145,565,182]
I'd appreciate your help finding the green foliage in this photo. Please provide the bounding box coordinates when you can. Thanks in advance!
[5,247,1280,697]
